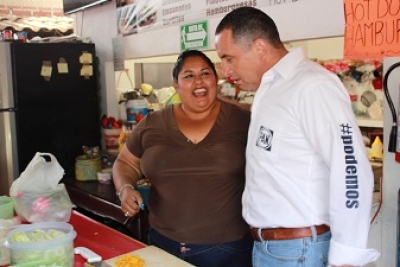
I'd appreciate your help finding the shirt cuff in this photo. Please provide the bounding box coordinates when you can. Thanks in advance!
[329,239,380,266]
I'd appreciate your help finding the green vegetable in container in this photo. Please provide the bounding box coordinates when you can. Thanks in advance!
[10,232,31,242]
[10,228,72,267]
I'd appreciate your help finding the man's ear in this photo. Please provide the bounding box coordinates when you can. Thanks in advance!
[252,38,268,57]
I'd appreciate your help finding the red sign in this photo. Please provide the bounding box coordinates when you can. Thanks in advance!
[344,0,400,59]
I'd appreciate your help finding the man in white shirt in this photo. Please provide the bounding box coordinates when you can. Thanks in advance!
[215,6,380,267]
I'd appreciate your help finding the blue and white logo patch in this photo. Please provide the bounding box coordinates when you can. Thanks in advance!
[256,126,273,151]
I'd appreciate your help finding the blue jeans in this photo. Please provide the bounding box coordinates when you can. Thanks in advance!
[149,228,253,267]
[252,230,331,267]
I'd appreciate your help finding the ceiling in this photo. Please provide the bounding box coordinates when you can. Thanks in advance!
[0,14,73,37]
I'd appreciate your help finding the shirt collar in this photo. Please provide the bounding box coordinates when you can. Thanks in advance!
[262,47,306,82]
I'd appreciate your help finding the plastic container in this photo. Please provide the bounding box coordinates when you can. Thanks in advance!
[0,197,14,219]
[126,99,148,123]
[75,155,102,181]
[103,128,122,154]
[0,237,11,266]
[6,222,76,267]
[9,259,62,267]
[97,171,112,184]
[0,218,22,239]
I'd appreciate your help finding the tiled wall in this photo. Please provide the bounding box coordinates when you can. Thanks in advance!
[0,0,63,16]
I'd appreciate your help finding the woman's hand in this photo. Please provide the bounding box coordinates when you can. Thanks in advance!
[120,186,144,217]
[113,145,144,217]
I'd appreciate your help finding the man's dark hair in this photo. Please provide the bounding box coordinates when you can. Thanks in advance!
[215,6,283,48]
[172,50,218,82]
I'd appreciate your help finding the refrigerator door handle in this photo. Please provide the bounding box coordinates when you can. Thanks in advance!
[0,108,17,112]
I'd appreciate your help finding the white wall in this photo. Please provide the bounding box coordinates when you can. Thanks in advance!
[288,37,345,61]
[120,37,345,91]
[71,1,118,118]
[381,57,400,267]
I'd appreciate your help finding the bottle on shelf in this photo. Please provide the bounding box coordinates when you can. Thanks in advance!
[371,136,383,159]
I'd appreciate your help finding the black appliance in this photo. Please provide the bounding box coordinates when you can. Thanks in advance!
[0,42,101,196]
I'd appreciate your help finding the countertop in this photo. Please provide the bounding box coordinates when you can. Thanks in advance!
[72,210,146,266]
[62,176,149,244]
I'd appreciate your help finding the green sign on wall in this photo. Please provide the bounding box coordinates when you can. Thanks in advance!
[180,21,208,51]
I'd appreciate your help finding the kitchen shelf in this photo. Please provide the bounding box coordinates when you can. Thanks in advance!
[356,115,383,128]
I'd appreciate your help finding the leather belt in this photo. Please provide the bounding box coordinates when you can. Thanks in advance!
[250,224,330,241]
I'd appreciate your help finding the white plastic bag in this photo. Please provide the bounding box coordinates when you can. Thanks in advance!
[9,153,73,223]
[10,152,64,193]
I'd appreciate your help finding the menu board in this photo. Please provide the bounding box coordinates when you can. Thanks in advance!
[117,0,294,35]
[116,0,345,59]
[344,0,400,59]
[116,0,344,35]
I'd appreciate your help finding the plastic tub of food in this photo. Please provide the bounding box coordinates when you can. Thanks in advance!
[0,218,21,266]
[6,222,76,267]
[0,218,21,239]
[0,237,11,266]
[0,196,14,219]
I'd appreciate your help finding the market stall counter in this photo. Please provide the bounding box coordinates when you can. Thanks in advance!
[71,210,145,266]
[72,209,195,267]
[61,176,149,244]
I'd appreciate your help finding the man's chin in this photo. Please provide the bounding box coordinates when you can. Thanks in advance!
[239,84,258,92]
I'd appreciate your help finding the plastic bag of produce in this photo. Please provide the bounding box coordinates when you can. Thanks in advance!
[9,153,73,223]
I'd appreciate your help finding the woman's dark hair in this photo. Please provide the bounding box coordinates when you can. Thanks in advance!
[172,50,218,82]
[215,6,283,49]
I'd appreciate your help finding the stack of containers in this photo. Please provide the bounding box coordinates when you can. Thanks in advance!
[0,196,16,265]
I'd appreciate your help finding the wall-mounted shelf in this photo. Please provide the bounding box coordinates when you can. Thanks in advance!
[356,115,383,128]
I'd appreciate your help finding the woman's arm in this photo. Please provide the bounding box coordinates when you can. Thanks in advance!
[112,145,143,217]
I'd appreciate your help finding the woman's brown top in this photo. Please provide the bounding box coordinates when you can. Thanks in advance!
[126,101,250,244]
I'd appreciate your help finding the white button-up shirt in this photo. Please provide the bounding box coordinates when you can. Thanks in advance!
[243,47,380,266]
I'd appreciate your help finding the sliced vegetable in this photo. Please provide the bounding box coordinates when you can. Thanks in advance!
[115,254,145,267]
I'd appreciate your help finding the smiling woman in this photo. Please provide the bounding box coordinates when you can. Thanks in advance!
[113,50,253,267]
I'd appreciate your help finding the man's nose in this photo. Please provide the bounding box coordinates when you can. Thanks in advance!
[220,61,230,78]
